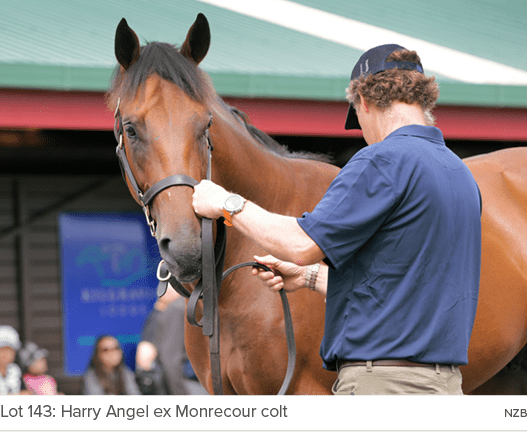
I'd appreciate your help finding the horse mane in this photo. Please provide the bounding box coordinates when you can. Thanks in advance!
[108,42,332,164]
[228,106,333,163]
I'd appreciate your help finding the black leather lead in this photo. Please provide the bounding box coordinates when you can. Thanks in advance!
[222,261,296,395]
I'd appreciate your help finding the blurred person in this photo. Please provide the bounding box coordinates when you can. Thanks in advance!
[17,341,59,395]
[135,341,168,394]
[0,325,28,395]
[83,335,140,395]
[135,286,172,394]
[136,286,207,395]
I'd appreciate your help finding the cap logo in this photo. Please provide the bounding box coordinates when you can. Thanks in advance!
[359,59,369,76]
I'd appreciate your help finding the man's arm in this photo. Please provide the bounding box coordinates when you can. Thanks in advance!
[192,180,325,265]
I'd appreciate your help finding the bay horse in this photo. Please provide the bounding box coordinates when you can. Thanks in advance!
[108,13,527,394]
[463,148,527,393]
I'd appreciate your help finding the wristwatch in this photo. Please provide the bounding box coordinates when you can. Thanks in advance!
[223,194,246,226]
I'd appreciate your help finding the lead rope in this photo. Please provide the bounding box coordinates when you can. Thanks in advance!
[157,254,297,395]
[220,261,296,395]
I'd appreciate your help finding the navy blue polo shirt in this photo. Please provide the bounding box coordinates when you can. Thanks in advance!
[298,125,481,370]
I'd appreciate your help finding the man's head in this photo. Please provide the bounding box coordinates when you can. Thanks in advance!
[345,44,439,130]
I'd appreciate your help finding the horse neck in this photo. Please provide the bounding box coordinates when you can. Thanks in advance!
[211,125,285,205]
[209,105,337,214]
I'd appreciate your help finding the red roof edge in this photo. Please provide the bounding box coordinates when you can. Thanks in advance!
[1,89,526,141]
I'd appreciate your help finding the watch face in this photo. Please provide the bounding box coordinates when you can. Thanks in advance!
[225,195,242,211]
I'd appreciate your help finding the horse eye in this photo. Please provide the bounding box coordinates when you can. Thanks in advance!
[207,117,213,129]
[125,125,136,138]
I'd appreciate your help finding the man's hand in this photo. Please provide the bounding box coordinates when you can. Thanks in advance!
[192,180,230,219]
[252,254,306,293]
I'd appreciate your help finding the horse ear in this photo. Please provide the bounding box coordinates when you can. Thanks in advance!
[180,13,210,65]
[115,18,141,69]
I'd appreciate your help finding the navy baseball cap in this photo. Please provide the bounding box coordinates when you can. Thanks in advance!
[344,44,424,130]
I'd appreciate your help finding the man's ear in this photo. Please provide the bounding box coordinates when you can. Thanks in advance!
[359,93,369,113]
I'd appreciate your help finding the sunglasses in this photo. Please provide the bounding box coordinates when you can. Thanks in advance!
[99,346,121,352]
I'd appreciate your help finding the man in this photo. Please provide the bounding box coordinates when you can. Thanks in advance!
[192,44,482,395]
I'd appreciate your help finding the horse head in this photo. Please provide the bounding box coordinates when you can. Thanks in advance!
[109,14,213,284]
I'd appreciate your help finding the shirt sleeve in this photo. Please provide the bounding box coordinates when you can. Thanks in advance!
[297,157,396,269]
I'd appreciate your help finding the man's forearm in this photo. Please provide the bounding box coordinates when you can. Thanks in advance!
[231,201,324,265]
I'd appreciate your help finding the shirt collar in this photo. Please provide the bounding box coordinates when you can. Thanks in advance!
[384,125,444,144]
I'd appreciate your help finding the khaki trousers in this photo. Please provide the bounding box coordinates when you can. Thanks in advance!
[332,363,463,395]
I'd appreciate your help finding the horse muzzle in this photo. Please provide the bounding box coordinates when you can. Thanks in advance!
[157,233,202,283]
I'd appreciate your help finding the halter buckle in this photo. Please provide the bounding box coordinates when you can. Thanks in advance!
[143,206,157,238]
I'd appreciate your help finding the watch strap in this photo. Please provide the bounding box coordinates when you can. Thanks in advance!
[223,209,233,226]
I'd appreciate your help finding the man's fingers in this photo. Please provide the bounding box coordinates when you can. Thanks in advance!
[269,282,284,292]
[254,270,276,281]
[268,277,284,292]
[254,254,280,268]
[269,276,284,291]
[252,267,283,289]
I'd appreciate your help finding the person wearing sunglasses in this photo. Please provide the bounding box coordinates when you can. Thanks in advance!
[83,335,140,395]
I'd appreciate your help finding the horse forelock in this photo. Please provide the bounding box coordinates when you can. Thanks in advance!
[107,41,213,110]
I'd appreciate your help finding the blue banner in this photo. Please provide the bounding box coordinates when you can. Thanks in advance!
[59,212,160,376]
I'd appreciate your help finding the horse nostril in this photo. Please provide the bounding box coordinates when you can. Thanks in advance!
[158,236,172,258]
[156,232,202,283]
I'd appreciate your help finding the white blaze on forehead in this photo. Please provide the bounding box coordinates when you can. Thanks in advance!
[197,0,527,85]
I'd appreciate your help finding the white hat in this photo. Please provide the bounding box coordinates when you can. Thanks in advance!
[17,341,49,371]
[0,325,21,351]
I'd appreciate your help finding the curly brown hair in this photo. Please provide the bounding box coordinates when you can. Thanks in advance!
[346,49,439,125]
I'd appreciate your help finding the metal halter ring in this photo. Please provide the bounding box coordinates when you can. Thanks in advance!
[114,98,124,149]
[114,97,121,118]
[156,260,172,282]
[143,206,157,238]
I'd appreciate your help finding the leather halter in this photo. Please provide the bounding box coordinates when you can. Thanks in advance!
[114,98,200,237]
[113,99,296,395]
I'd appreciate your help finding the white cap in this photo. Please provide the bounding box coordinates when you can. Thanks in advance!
[0,325,21,350]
